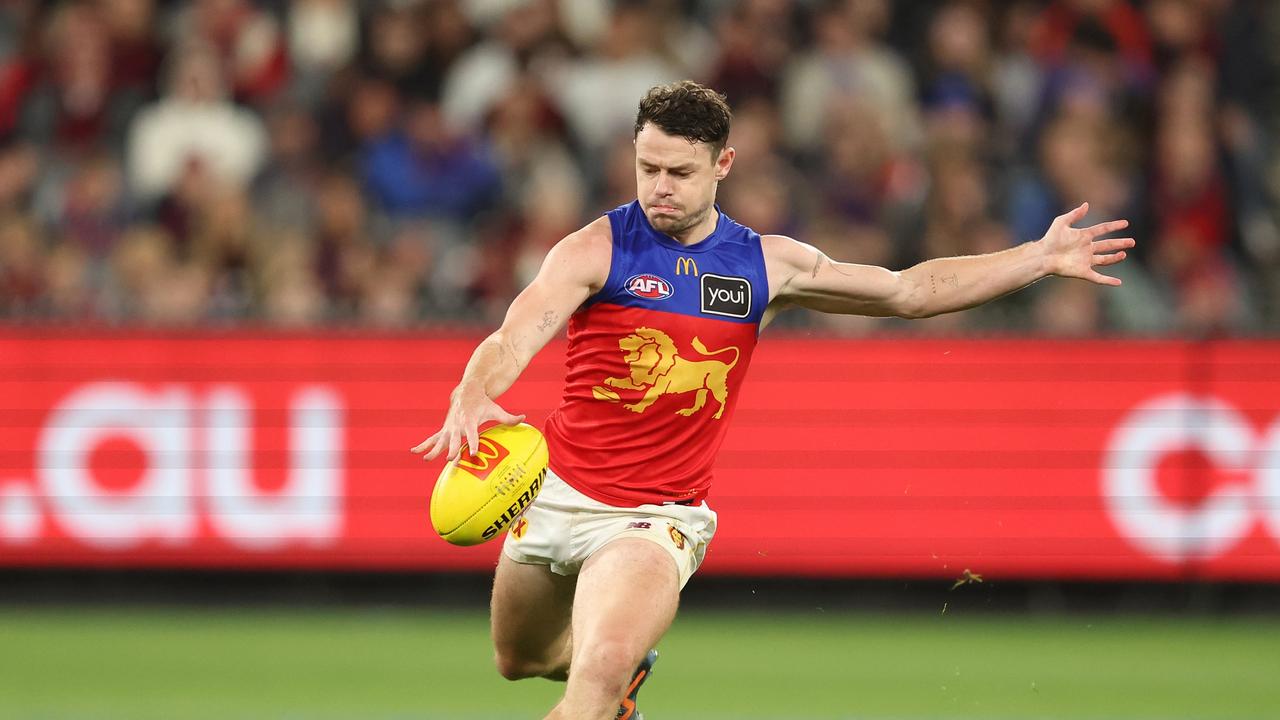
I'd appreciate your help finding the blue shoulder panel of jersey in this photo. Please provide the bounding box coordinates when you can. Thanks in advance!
[588,201,768,325]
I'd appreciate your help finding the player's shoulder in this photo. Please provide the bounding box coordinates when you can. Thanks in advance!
[760,233,817,270]
[553,216,612,263]
[542,216,613,289]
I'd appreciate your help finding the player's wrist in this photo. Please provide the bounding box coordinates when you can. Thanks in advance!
[451,380,489,405]
[1028,237,1056,278]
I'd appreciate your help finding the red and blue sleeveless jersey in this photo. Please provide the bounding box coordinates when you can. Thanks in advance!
[543,201,768,507]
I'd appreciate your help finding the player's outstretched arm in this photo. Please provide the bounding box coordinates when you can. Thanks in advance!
[765,202,1133,319]
[411,219,611,461]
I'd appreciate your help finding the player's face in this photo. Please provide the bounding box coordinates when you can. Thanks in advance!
[635,123,734,240]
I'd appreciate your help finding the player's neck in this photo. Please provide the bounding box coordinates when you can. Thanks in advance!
[666,208,720,247]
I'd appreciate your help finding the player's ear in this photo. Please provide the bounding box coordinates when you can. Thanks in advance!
[714,146,735,181]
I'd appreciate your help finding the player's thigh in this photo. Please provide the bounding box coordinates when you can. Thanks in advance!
[570,537,680,671]
[491,552,576,659]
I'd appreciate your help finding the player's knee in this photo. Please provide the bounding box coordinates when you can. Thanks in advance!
[573,639,641,689]
[494,649,546,681]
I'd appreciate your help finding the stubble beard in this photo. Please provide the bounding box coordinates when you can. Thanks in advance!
[649,202,711,239]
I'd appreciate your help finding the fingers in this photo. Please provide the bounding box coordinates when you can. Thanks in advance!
[414,400,529,463]
[445,427,463,462]
[413,431,449,460]
[1090,271,1123,287]
[420,433,448,460]
[1092,237,1135,253]
[1057,202,1089,227]
[1054,202,1085,226]
[464,425,479,463]
[410,432,438,455]
[499,410,527,425]
[1093,250,1127,266]
[1084,219,1130,238]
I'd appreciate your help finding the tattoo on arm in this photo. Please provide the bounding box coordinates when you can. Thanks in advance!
[537,311,557,332]
[930,274,958,294]
[497,338,517,363]
[824,257,855,277]
[810,253,822,279]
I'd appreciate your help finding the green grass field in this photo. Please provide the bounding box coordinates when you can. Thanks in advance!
[0,607,1275,719]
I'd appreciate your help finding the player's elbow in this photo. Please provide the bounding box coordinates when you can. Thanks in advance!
[893,276,930,319]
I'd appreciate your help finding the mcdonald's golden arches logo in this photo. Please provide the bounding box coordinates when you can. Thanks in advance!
[676,257,699,276]
[457,438,510,481]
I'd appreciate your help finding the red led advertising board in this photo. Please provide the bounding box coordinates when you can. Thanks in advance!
[1,332,1276,580]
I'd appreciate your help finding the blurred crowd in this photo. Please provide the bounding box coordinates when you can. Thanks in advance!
[1,0,1278,334]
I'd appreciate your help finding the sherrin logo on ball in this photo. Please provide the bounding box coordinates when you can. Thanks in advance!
[429,423,548,546]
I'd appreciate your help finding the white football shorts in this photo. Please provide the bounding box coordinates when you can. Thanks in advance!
[502,467,718,589]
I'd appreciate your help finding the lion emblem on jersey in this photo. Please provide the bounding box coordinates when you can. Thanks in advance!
[591,327,740,419]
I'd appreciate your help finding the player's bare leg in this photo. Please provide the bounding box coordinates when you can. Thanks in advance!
[491,553,576,681]
[544,537,680,720]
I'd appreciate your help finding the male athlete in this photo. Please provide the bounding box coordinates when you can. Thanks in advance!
[412,81,1133,719]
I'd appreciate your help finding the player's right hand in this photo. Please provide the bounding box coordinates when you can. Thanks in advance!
[410,385,526,463]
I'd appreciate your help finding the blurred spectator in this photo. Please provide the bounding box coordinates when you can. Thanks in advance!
[361,96,502,221]
[257,230,327,326]
[359,1,439,99]
[0,143,39,213]
[0,0,1275,334]
[1029,0,1155,133]
[104,222,212,326]
[48,153,129,261]
[171,0,289,104]
[484,72,574,204]
[992,1,1048,158]
[548,1,682,155]
[252,100,324,233]
[126,41,267,201]
[706,0,796,105]
[0,214,45,316]
[781,0,922,162]
[1030,0,1154,76]
[816,100,920,228]
[286,0,360,104]
[321,73,401,164]
[441,0,572,134]
[1149,59,1248,333]
[312,171,379,319]
[189,186,261,320]
[42,239,93,320]
[920,1,993,119]
[19,1,132,155]
[103,0,163,97]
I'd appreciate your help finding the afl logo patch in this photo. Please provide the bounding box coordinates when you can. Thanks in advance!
[626,274,674,300]
[700,273,751,317]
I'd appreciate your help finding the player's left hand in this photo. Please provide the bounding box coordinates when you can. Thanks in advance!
[1039,202,1135,286]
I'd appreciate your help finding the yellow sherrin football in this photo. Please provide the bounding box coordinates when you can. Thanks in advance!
[429,423,548,546]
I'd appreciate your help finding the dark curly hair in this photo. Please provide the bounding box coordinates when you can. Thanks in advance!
[634,81,732,159]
